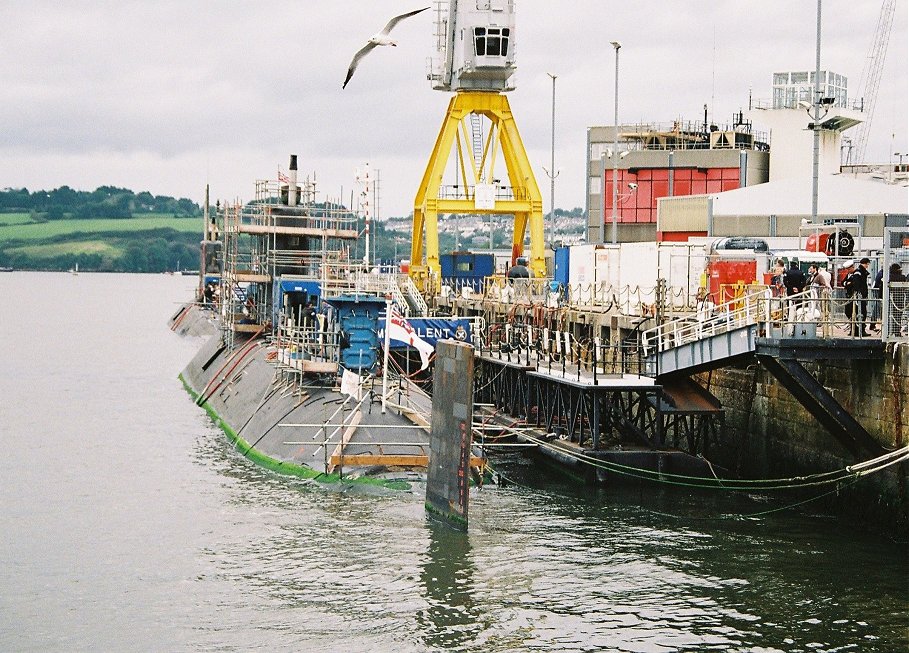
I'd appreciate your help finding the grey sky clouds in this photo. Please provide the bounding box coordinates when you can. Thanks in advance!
[1,0,906,217]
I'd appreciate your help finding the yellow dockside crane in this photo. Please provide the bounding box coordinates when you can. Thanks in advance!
[409,1,545,292]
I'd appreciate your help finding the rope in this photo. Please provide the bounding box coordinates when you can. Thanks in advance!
[513,431,908,492]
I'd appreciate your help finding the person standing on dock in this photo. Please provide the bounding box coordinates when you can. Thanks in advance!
[507,256,531,280]
[844,258,871,337]
[809,264,831,291]
[783,261,806,296]
[771,259,786,297]
[807,264,831,321]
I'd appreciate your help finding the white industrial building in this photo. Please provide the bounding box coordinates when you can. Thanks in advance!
[657,71,909,242]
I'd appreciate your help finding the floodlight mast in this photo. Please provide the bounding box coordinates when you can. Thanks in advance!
[412,0,546,287]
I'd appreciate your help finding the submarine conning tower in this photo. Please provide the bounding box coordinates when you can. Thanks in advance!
[218,154,359,349]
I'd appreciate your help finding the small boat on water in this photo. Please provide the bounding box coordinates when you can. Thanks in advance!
[173,156,482,490]
[0,266,14,272]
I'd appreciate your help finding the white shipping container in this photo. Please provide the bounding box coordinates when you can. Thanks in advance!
[618,242,660,290]
[567,244,619,304]
[564,242,707,310]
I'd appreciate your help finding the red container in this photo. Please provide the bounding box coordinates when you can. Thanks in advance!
[708,260,757,302]
[805,233,830,253]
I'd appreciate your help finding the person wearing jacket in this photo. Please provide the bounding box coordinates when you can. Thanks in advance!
[783,261,806,296]
[845,258,871,336]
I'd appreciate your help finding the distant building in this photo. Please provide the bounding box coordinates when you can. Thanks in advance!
[585,70,874,244]
[585,115,770,243]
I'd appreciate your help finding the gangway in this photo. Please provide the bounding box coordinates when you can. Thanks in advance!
[641,288,887,458]
[642,289,768,376]
[399,274,429,317]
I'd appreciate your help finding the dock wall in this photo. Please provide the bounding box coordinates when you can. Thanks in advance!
[699,342,908,530]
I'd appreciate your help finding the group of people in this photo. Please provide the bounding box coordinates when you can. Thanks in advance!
[772,257,906,337]
[771,259,832,297]
[840,258,907,337]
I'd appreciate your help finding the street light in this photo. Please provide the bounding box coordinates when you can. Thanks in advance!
[544,72,559,251]
[610,40,621,244]
[810,0,822,223]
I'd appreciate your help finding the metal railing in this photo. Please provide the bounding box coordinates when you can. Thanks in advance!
[642,286,886,357]
[399,274,429,316]
[594,120,770,151]
[476,319,655,379]
[438,275,700,316]
[436,183,520,202]
[642,288,767,356]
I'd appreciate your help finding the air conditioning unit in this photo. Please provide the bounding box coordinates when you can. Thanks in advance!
[710,131,754,149]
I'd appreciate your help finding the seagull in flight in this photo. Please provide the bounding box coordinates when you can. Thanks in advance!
[343,6,430,89]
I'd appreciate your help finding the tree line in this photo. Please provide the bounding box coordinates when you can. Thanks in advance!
[0,185,201,219]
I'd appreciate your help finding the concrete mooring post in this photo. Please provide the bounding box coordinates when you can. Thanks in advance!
[425,340,474,531]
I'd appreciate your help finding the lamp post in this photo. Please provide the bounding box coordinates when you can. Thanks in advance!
[610,41,622,244]
[545,72,559,251]
[810,0,822,223]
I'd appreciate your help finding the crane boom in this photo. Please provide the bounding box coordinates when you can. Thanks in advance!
[851,0,896,163]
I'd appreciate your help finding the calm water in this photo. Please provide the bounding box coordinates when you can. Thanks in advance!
[0,272,906,653]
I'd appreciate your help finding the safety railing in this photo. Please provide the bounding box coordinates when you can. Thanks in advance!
[441,276,700,316]
[641,288,768,356]
[399,274,429,317]
[436,183,517,202]
[476,319,655,379]
[642,286,886,357]
[319,267,412,314]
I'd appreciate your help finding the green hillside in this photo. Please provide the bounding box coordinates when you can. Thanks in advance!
[1,215,202,241]
[0,186,205,272]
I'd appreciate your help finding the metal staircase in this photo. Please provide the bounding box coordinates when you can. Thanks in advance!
[399,274,429,317]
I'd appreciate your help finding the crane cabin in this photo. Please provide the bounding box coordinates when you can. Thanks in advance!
[429,0,517,92]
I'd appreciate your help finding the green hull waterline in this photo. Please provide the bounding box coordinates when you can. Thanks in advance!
[179,374,412,492]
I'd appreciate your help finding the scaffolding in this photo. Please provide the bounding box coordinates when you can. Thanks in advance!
[218,176,359,351]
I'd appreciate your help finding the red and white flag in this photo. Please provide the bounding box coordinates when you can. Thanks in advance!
[386,307,434,370]
[277,169,290,184]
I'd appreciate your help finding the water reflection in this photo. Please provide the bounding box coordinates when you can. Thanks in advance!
[418,517,481,650]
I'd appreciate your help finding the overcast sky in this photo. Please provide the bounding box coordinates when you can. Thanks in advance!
[1,1,906,217]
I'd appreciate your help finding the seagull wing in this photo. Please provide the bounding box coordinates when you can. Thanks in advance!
[378,6,430,36]
[343,42,378,89]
